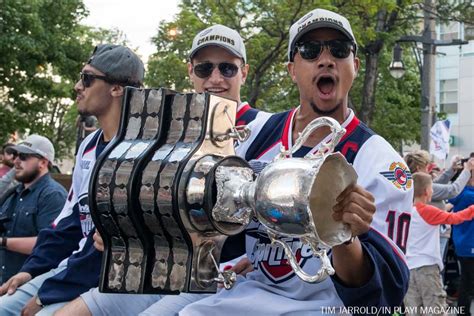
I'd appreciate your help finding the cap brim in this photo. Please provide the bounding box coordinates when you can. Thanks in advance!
[290,22,355,60]
[11,145,38,155]
[189,43,245,62]
[11,145,48,160]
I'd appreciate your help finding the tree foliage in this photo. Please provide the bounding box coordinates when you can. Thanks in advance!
[0,0,126,159]
[147,0,472,149]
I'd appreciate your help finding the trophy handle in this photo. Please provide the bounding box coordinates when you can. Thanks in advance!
[277,116,345,160]
[208,246,237,290]
[269,234,335,283]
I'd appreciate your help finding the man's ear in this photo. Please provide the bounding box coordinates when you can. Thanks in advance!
[287,62,297,83]
[110,85,125,97]
[241,63,249,84]
[40,159,49,172]
[187,62,194,79]
[424,187,430,197]
[353,56,360,76]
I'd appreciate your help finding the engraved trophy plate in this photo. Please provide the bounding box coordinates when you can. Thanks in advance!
[90,87,174,293]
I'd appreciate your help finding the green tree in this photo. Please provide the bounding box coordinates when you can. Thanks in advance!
[0,0,127,159]
[147,0,472,148]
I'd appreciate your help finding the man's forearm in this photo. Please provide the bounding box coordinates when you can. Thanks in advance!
[0,236,37,255]
[331,237,373,287]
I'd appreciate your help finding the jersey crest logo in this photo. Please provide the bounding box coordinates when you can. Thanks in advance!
[248,231,313,283]
[380,162,412,191]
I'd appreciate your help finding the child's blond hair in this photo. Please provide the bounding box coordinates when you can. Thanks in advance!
[412,172,433,198]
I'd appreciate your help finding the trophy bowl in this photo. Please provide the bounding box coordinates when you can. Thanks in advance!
[213,116,358,283]
[255,151,357,248]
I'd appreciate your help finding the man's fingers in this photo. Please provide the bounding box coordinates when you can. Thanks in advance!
[0,281,9,295]
[334,191,375,218]
[93,231,104,251]
[7,279,19,295]
[341,212,371,236]
[332,184,375,236]
[231,257,252,275]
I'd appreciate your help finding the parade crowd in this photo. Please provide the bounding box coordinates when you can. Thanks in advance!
[0,7,473,316]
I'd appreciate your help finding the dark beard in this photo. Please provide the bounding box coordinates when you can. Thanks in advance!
[310,101,341,116]
[3,160,14,168]
[15,167,41,183]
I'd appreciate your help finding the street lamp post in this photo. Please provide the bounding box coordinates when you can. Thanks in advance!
[389,0,467,150]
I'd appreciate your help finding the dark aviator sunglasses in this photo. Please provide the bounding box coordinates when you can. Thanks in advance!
[9,150,44,161]
[192,62,242,79]
[295,40,355,61]
[79,72,133,88]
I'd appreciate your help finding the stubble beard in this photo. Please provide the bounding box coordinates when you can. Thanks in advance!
[309,101,341,116]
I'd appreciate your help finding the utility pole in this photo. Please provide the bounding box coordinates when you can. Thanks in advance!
[389,0,467,150]
[420,0,436,151]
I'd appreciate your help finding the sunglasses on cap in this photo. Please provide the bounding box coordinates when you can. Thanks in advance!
[79,72,132,88]
[295,40,355,61]
[192,62,242,79]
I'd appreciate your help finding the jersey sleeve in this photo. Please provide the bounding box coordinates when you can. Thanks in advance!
[417,203,474,225]
[431,169,470,201]
[332,229,409,309]
[342,135,413,307]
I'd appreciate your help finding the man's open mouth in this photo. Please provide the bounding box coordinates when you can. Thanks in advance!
[317,76,336,95]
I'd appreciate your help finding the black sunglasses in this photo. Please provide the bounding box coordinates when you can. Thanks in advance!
[17,153,44,161]
[79,72,132,88]
[295,40,355,61]
[4,148,17,156]
[193,62,241,79]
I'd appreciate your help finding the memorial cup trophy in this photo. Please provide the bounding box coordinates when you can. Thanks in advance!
[90,87,357,295]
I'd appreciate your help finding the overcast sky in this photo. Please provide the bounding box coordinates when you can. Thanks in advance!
[82,0,179,63]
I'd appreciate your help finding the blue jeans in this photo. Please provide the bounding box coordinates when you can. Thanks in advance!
[0,265,66,316]
[81,287,210,316]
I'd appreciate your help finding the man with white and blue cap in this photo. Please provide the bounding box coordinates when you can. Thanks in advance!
[0,134,67,285]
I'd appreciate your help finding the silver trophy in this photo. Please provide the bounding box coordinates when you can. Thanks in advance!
[91,86,357,294]
[211,116,358,283]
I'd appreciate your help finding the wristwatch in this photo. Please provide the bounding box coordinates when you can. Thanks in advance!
[35,296,44,307]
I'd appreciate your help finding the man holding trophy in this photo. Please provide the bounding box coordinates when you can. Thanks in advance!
[58,8,412,315]
[54,24,259,316]
[179,8,413,315]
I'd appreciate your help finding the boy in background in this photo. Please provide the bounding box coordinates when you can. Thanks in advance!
[405,172,474,314]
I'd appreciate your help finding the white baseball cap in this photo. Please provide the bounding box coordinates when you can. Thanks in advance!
[288,8,357,61]
[12,134,55,162]
[189,24,247,63]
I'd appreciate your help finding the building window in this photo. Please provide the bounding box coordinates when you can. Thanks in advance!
[439,79,458,114]
[465,24,474,41]
[440,22,459,41]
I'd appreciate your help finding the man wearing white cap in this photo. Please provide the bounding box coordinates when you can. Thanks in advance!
[0,135,67,284]
[178,8,413,315]
[187,23,259,125]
